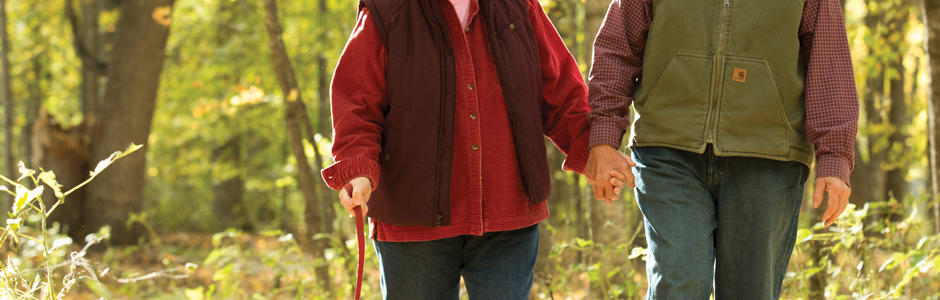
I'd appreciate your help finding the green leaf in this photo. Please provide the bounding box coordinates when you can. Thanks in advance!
[575,238,593,248]
[628,247,647,260]
[185,263,199,273]
[13,185,43,215]
[212,264,234,281]
[185,286,205,300]
[17,161,34,182]
[91,152,120,177]
[38,171,64,200]
[796,228,812,244]
[118,143,144,159]
[260,229,283,237]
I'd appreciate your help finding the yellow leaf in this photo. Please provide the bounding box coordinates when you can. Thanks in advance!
[152,6,173,27]
[287,88,298,102]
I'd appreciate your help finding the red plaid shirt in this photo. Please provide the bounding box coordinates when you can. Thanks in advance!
[587,0,858,186]
[324,0,591,242]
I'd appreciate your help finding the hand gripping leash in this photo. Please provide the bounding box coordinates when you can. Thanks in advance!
[343,183,365,300]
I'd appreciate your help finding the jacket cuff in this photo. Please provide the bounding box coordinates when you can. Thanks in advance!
[321,157,381,191]
[588,120,626,149]
[815,155,852,188]
[563,130,591,174]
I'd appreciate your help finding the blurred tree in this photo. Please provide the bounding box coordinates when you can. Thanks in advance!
[83,0,176,245]
[262,0,333,292]
[1,0,11,221]
[926,0,940,233]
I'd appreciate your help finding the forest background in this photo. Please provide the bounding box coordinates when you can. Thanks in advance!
[0,0,939,299]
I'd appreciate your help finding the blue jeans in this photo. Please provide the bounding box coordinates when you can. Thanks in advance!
[632,146,808,300]
[372,223,540,300]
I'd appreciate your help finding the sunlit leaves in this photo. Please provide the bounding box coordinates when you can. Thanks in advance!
[38,171,64,200]
[229,85,265,106]
[12,185,43,216]
[16,162,34,182]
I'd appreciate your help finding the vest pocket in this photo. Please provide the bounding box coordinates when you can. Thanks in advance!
[378,129,401,188]
[715,57,790,157]
[635,52,713,149]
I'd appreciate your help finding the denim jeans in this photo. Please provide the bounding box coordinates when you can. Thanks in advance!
[372,223,540,300]
[632,146,808,300]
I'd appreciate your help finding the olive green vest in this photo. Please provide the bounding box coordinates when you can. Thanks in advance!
[630,0,813,166]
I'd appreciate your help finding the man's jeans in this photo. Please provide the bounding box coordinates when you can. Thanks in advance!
[632,146,808,299]
[372,223,539,300]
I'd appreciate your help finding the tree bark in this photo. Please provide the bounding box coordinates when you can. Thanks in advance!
[925,0,940,233]
[82,0,101,115]
[83,0,175,245]
[1,0,13,221]
[885,63,908,204]
[884,8,910,208]
[262,0,332,293]
[33,109,92,241]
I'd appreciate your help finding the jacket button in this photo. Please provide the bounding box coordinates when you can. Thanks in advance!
[510,24,515,30]
[472,144,479,150]
[465,27,470,33]
[470,113,477,119]
[467,84,473,90]
[384,154,390,160]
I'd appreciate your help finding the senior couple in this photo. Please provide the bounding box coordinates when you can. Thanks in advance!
[321,0,858,298]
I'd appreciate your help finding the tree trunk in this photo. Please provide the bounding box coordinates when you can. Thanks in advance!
[925,0,940,233]
[262,0,332,293]
[884,8,910,207]
[83,0,175,245]
[82,0,100,115]
[22,53,43,173]
[33,109,92,241]
[1,0,13,221]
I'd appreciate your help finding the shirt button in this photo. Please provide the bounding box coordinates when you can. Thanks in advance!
[472,144,479,151]
[470,113,477,120]
[384,154,390,160]
[467,84,473,90]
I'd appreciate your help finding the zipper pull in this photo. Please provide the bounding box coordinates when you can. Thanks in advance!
[723,0,729,7]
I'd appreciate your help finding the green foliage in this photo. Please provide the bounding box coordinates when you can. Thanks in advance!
[0,144,148,299]
[783,196,940,299]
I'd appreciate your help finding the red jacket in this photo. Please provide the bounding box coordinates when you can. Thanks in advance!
[323,0,590,242]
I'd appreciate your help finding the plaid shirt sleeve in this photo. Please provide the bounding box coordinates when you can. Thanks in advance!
[801,0,859,187]
[586,0,653,149]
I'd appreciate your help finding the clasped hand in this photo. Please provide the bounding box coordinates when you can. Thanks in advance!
[585,144,636,204]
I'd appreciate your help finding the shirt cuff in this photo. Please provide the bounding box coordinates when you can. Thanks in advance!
[588,120,626,149]
[815,154,852,188]
[321,157,381,191]
[563,130,591,174]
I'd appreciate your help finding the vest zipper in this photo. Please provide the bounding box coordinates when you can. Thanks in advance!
[707,0,730,144]
[433,4,450,228]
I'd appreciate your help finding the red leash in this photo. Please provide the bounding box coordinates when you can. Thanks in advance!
[344,183,365,300]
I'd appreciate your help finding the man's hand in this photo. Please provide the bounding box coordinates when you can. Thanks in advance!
[340,177,373,217]
[813,177,851,227]
[585,144,636,203]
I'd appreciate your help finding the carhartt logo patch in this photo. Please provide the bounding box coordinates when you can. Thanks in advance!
[732,68,747,83]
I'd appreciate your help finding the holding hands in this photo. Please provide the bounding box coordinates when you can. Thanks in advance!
[585,145,636,204]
